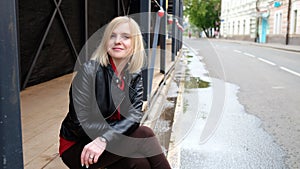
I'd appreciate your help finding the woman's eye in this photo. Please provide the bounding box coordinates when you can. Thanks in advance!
[122,34,131,39]
[110,34,116,38]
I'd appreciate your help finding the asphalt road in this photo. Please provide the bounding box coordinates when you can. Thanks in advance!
[183,37,300,169]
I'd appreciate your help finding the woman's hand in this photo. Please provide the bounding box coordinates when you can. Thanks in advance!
[81,137,107,168]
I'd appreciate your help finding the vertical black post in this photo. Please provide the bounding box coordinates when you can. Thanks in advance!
[176,1,179,52]
[139,0,151,101]
[0,0,24,168]
[160,0,167,74]
[171,0,177,61]
[117,0,121,16]
[175,2,178,54]
[84,0,89,62]
[286,0,291,45]
[178,0,183,50]
[84,0,88,42]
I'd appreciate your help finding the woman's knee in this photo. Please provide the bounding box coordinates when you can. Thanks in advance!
[127,158,151,169]
[107,157,151,169]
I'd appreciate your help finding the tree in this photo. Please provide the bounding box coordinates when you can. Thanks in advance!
[184,0,221,37]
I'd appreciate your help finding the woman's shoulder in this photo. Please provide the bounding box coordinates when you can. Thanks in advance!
[82,60,99,68]
[78,60,102,74]
[129,70,143,83]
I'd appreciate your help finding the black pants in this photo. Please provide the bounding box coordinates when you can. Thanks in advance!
[61,126,171,169]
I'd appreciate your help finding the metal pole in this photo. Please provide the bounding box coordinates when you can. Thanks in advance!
[85,0,89,61]
[255,0,260,43]
[0,0,24,168]
[286,0,292,45]
[117,0,121,16]
[148,13,162,100]
[177,0,182,51]
[171,0,177,61]
[179,0,183,49]
[85,0,88,42]
[139,0,151,101]
[175,0,180,53]
[160,0,166,74]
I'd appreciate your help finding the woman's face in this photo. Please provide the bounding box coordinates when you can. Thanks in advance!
[107,22,133,62]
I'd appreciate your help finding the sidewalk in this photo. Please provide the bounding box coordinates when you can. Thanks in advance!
[20,42,175,168]
[21,74,72,169]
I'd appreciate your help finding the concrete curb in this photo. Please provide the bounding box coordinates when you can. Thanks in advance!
[166,49,188,169]
[214,38,300,53]
[166,76,185,169]
[251,43,300,53]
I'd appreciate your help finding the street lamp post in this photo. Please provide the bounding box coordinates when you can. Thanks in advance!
[255,0,261,43]
[286,0,292,45]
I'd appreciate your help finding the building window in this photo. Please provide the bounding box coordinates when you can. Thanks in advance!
[233,21,235,34]
[238,21,240,35]
[274,11,282,34]
[243,19,246,35]
[292,10,298,34]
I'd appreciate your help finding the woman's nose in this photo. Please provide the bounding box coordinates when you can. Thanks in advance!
[115,35,122,44]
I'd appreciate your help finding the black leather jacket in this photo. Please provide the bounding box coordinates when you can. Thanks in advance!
[59,60,144,144]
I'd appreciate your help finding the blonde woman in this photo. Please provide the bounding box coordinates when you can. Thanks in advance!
[59,16,171,169]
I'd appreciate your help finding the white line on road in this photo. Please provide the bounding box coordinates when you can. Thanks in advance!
[272,86,285,89]
[257,58,276,66]
[234,50,242,53]
[243,53,256,58]
[280,66,300,77]
[187,44,198,54]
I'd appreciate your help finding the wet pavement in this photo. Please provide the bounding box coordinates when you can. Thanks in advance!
[167,46,287,169]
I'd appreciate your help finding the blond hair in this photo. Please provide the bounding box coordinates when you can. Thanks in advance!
[91,16,145,73]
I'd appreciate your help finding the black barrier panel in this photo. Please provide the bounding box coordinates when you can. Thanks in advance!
[19,0,118,89]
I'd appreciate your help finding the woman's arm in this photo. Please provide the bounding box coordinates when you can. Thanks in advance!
[72,61,110,138]
[101,73,144,142]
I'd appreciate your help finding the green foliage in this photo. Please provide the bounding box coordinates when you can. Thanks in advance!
[184,0,221,36]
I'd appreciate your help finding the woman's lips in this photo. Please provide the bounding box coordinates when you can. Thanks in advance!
[112,47,123,51]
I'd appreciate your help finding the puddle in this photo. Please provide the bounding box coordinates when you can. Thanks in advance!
[153,49,211,154]
[184,51,210,89]
[185,77,210,89]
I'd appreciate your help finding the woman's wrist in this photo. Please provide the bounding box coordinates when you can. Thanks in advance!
[93,137,107,150]
[98,136,107,143]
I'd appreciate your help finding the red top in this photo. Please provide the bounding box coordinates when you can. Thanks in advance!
[59,58,124,156]
[109,57,124,120]
[59,137,75,156]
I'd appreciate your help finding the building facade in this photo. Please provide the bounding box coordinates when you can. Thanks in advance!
[220,0,257,41]
[220,0,300,45]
